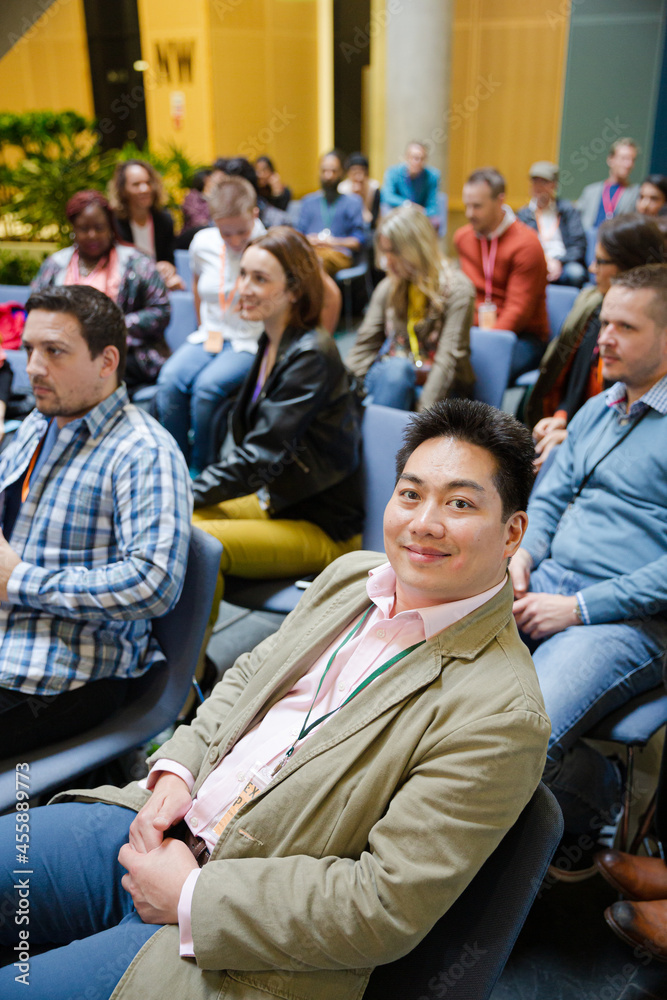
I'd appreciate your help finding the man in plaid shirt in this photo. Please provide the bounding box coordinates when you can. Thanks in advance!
[0,285,192,755]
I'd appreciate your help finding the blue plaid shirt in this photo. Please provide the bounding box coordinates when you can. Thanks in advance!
[0,386,192,696]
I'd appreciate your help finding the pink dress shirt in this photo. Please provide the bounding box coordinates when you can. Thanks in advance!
[145,563,506,955]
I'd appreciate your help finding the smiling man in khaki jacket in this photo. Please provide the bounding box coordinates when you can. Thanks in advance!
[0,400,550,1000]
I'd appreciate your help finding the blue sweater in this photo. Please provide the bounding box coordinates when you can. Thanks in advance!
[296,192,367,260]
[522,388,667,625]
[381,163,440,217]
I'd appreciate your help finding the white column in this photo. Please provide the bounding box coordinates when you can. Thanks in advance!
[384,0,454,189]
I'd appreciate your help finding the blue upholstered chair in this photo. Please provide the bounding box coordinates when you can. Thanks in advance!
[223,404,412,613]
[132,290,198,405]
[585,226,598,267]
[0,527,222,814]
[174,248,193,289]
[364,783,563,1000]
[469,326,517,409]
[0,284,31,305]
[589,686,667,854]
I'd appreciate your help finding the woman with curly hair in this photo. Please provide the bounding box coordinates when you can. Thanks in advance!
[31,189,170,394]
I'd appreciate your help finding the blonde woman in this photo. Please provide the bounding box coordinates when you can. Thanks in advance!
[346,205,475,410]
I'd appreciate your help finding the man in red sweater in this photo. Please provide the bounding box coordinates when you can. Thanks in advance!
[455,167,549,380]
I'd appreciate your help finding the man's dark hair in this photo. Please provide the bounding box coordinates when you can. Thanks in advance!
[224,157,259,194]
[642,174,667,200]
[611,263,667,327]
[345,152,369,172]
[395,400,536,520]
[321,149,345,170]
[25,286,127,382]
[598,213,664,271]
[465,167,505,198]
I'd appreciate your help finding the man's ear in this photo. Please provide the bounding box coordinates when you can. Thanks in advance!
[252,206,260,219]
[504,510,528,559]
[99,345,120,380]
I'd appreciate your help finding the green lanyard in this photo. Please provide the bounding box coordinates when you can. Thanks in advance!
[320,194,338,231]
[271,606,425,776]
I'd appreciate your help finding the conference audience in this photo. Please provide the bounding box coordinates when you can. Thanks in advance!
[511,264,667,880]
[517,161,587,287]
[346,205,474,410]
[339,152,381,229]
[636,174,667,217]
[382,141,441,229]
[577,138,640,229]
[526,214,665,466]
[254,155,292,211]
[108,159,185,290]
[296,150,367,276]
[455,167,549,379]
[155,177,265,476]
[0,399,549,1000]
[32,190,171,396]
[0,285,191,755]
[191,227,363,594]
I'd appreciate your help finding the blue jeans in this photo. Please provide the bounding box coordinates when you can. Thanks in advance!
[509,334,546,382]
[0,803,158,999]
[526,559,667,835]
[364,356,417,410]
[553,261,587,288]
[155,341,255,473]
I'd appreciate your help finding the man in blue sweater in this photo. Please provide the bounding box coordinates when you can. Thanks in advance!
[381,142,441,230]
[510,264,667,877]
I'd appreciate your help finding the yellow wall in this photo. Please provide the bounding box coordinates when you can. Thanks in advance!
[136,0,215,164]
[448,0,569,210]
[0,0,93,115]
[368,0,387,184]
[206,0,321,197]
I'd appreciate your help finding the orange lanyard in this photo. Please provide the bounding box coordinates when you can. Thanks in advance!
[21,429,48,503]
[535,208,561,243]
[218,241,240,314]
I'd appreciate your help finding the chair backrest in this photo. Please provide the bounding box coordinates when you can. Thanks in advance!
[0,284,31,306]
[364,783,563,1000]
[165,290,198,353]
[0,527,222,812]
[174,248,193,289]
[545,284,579,341]
[361,404,412,551]
[469,327,517,409]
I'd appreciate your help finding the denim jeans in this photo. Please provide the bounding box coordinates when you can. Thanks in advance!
[155,341,255,472]
[526,558,667,835]
[0,803,158,999]
[364,356,416,410]
[509,334,546,382]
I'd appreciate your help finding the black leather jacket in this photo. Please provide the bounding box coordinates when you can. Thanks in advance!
[192,327,364,541]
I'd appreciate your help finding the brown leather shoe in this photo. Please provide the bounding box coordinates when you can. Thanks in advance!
[595,849,667,901]
[605,899,667,962]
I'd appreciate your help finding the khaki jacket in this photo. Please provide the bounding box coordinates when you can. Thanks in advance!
[59,551,550,1000]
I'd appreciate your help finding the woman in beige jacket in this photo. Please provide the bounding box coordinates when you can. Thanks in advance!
[346,205,475,410]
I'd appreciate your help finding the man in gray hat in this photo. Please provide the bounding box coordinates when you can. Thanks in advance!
[518,161,588,288]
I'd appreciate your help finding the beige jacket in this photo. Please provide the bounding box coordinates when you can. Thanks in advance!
[59,551,550,1000]
[345,269,476,411]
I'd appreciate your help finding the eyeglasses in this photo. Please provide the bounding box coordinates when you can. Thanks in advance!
[594,257,615,267]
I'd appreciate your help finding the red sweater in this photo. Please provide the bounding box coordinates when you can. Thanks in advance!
[454,220,549,341]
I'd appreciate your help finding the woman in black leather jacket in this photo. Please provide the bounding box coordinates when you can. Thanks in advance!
[192,227,364,589]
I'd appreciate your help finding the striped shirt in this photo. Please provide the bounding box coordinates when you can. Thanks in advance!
[0,385,193,696]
